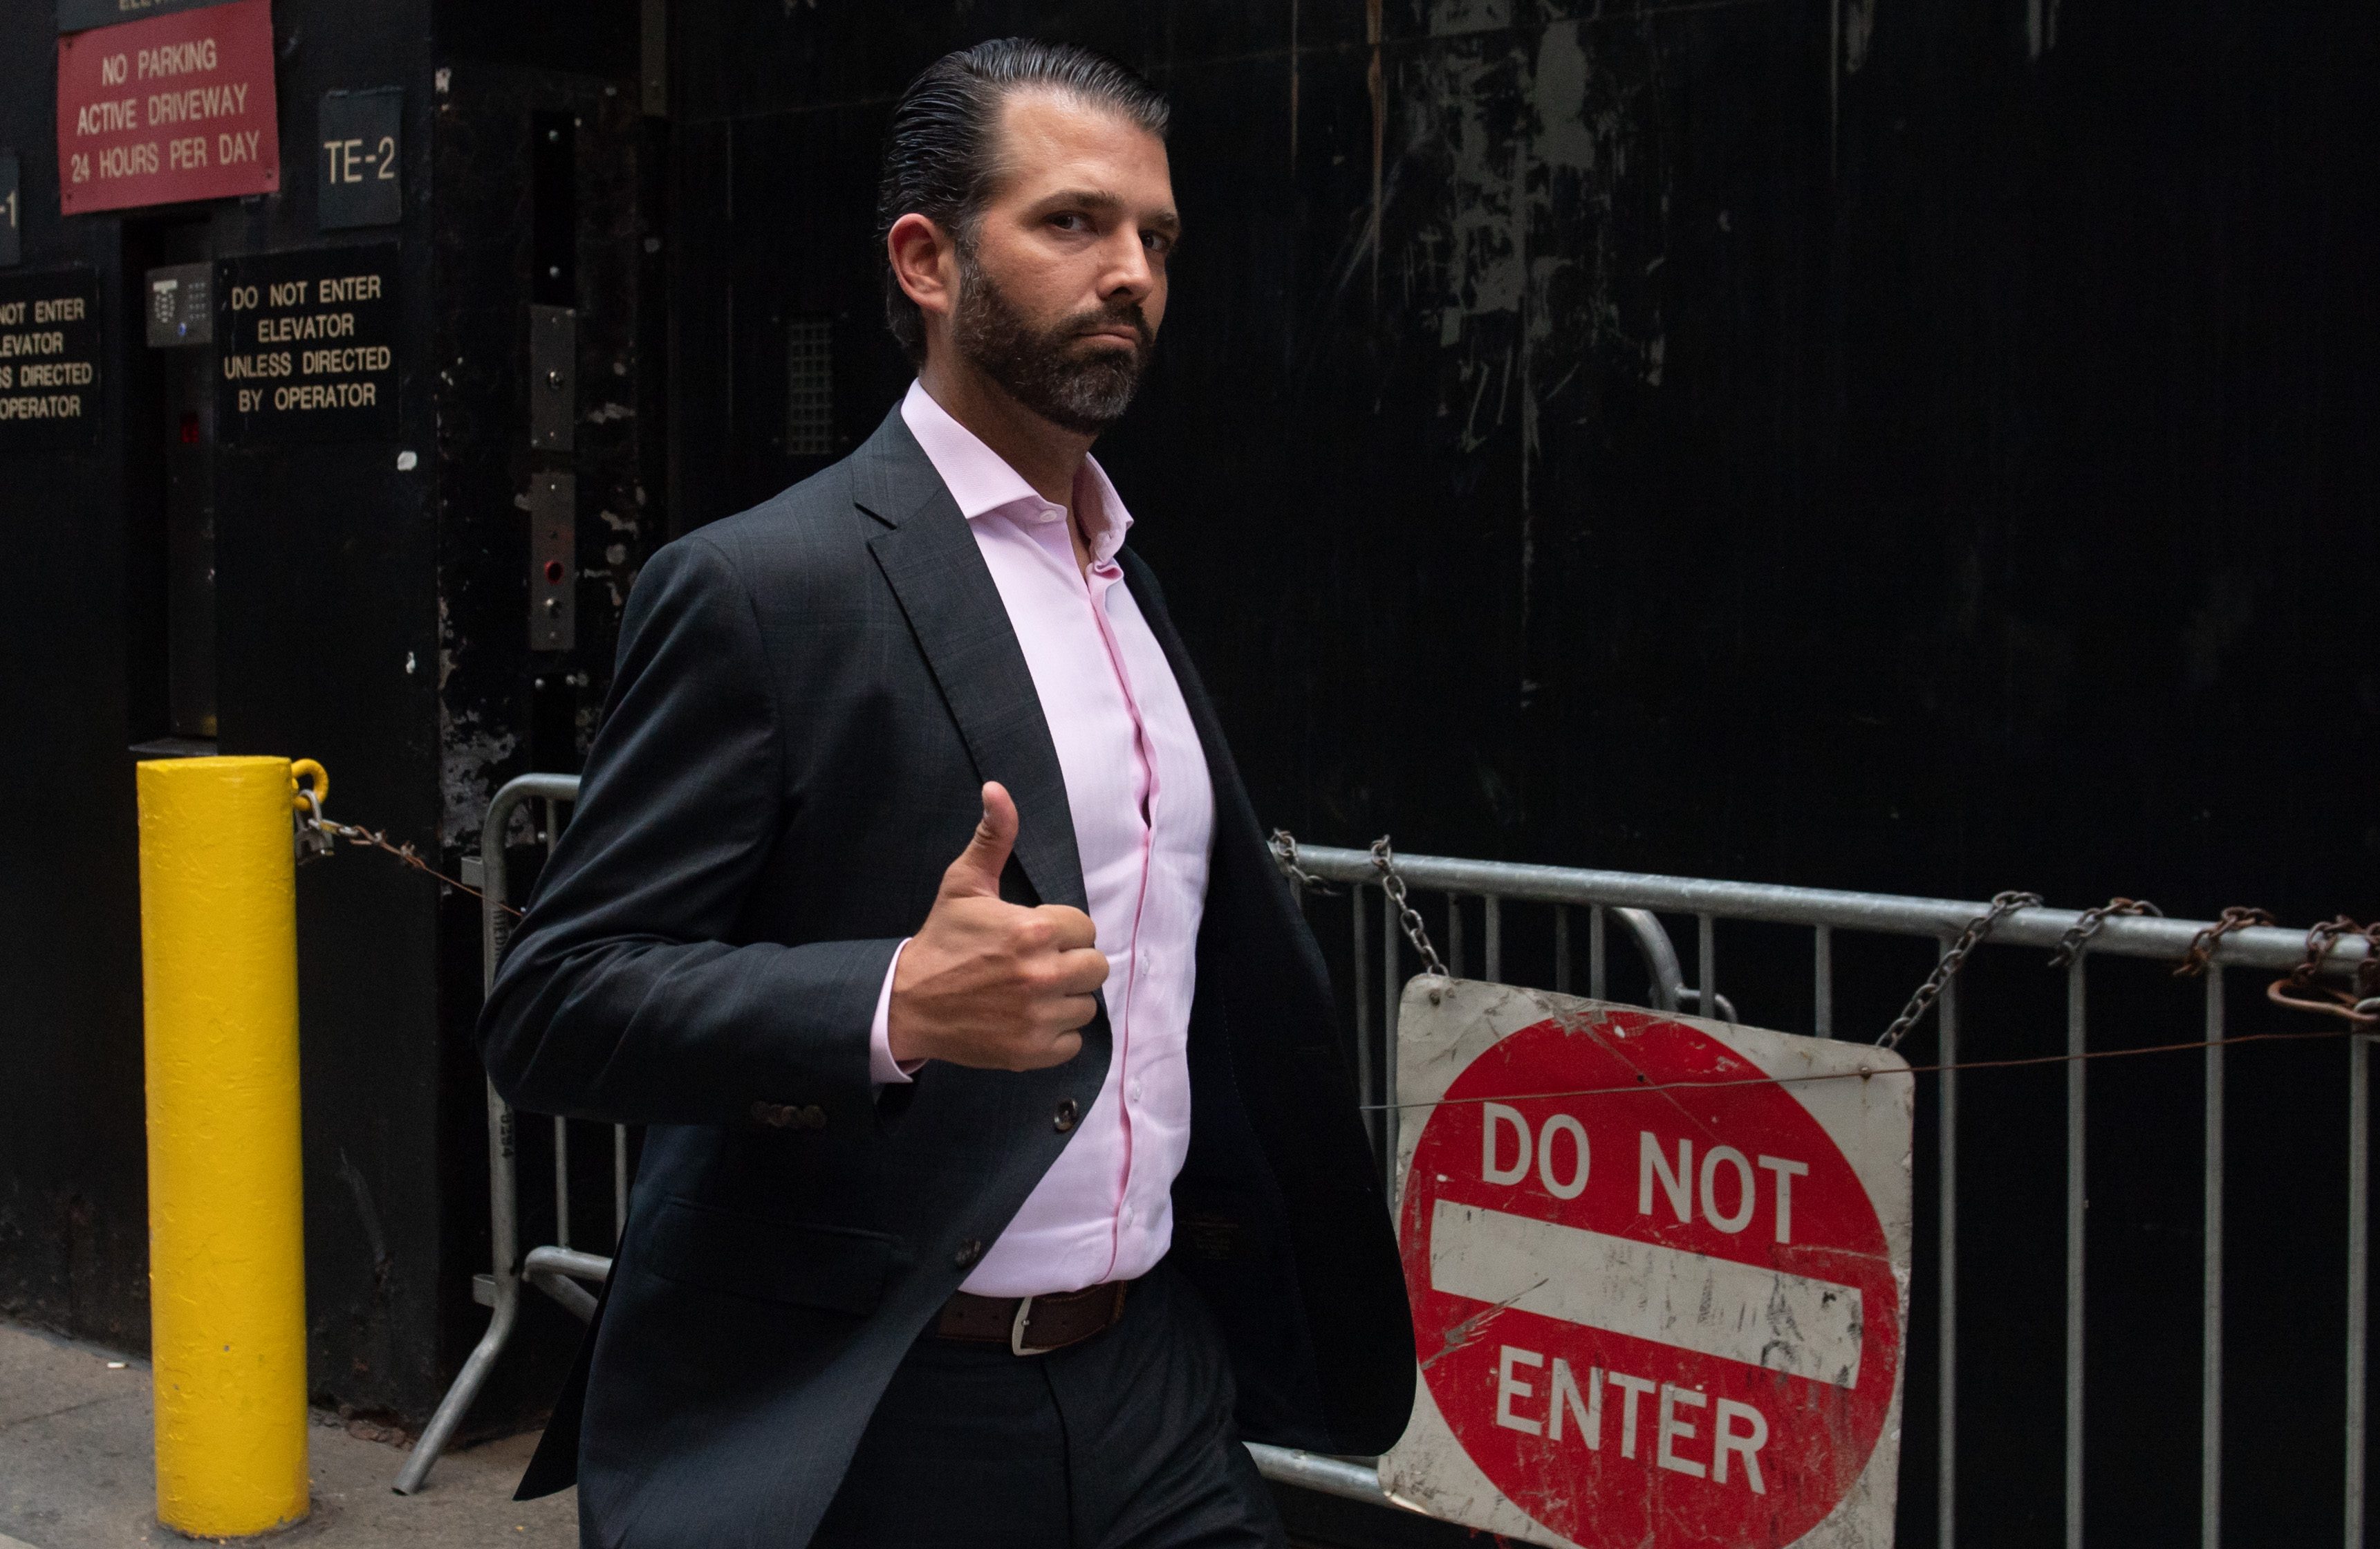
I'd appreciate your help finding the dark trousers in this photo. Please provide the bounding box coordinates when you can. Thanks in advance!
[810,1259,1288,1549]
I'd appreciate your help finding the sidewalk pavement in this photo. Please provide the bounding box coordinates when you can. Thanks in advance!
[0,1319,574,1547]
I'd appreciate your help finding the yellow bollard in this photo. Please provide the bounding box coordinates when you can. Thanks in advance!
[136,755,315,1535]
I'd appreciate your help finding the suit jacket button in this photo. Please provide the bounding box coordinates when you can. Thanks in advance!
[794,1105,828,1131]
[751,1102,795,1128]
[1052,1099,1079,1133]
[954,1239,985,1269]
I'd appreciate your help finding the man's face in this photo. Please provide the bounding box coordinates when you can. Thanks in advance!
[950,90,1178,435]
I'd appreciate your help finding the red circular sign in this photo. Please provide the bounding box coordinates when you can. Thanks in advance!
[1401,1010,1901,1548]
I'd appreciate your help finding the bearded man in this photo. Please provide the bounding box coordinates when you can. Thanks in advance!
[478,37,1414,1549]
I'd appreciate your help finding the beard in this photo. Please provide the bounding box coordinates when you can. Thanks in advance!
[949,254,1155,435]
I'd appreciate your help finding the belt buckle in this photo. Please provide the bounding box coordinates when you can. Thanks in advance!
[1010,1294,1055,1357]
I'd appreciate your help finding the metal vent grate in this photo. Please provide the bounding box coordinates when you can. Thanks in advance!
[785,316,833,456]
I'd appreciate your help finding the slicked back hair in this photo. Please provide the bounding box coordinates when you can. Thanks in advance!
[876,39,1171,364]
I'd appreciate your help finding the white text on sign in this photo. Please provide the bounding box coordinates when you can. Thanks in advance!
[1639,1131,1810,1243]
[67,131,262,183]
[1480,1104,1591,1198]
[1476,1106,1812,1243]
[1490,1345,1770,1492]
[323,137,398,184]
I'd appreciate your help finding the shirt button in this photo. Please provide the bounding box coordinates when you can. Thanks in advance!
[1120,1205,1136,1227]
[1128,1079,1144,1103]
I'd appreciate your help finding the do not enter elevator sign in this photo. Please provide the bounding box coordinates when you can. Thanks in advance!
[1382,980,1913,1549]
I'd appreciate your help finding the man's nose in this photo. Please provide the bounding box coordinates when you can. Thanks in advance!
[1097,231,1155,302]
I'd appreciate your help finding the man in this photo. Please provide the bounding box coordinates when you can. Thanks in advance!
[480,37,1413,1549]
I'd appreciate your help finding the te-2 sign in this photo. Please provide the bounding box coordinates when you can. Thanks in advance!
[317,88,401,230]
[1383,979,1913,1549]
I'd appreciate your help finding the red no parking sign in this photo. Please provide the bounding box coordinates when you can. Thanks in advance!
[1382,981,1913,1549]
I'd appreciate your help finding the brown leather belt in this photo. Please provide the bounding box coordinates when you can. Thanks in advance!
[935,1279,1131,1356]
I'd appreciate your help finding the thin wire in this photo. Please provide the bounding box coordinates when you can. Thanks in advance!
[321,820,526,918]
[1355,1023,2359,1114]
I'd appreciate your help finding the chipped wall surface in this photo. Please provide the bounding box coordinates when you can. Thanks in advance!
[1395,14,1668,433]
[433,63,660,861]
[422,40,667,1432]
[1383,8,1671,646]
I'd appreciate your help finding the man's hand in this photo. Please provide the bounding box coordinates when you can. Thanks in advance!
[886,782,1108,1070]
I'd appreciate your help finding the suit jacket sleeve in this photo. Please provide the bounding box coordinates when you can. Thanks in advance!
[476,534,898,1126]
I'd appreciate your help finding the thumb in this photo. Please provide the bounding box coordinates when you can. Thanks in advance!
[940,781,1017,899]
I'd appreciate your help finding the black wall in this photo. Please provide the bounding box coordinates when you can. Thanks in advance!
[0,0,151,1351]
[667,1,2377,1543]
[0,0,653,1433]
[0,0,457,1402]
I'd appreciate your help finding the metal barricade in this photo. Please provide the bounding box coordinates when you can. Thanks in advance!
[394,773,613,1494]
[396,783,2377,1546]
[1285,842,2374,1546]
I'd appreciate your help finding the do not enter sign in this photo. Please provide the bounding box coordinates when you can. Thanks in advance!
[1382,981,1913,1549]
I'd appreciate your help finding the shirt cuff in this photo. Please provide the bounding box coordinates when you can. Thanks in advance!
[868,938,921,1086]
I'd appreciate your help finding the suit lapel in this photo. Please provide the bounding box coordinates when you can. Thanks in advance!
[855,409,1088,914]
[1115,548,1261,858]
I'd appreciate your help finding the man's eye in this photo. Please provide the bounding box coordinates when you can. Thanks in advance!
[1050,212,1089,232]
[1142,232,1172,255]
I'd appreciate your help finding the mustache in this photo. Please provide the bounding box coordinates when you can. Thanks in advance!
[1064,302,1154,349]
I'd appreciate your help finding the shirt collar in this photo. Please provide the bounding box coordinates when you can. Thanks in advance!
[900,378,1134,564]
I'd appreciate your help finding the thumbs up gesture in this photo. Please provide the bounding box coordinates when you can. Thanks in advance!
[885,783,1110,1071]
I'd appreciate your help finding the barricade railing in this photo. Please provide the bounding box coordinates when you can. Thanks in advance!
[1281,840,2374,1546]
[393,772,606,1494]
[394,777,2378,1548]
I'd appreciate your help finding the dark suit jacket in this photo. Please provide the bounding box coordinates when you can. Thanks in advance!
[476,406,1414,1548]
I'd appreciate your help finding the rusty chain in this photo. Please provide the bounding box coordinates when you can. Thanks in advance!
[2047,896,2162,969]
[1369,837,1449,981]
[2266,916,2380,1025]
[297,792,524,918]
[1267,830,1342,896]
[2173,906,2276,978]
[328,820,525,918]
[1877,891,2043,1050]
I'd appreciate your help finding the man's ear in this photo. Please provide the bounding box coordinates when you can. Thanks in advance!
[888,212,958,326]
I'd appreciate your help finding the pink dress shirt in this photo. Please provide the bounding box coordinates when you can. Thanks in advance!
[865,380,1216,1299]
